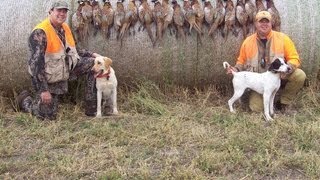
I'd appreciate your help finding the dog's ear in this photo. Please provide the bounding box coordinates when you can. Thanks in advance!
[268,58,281,71]
[104,57,112,68]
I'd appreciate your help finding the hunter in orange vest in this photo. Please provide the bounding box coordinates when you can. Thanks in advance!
[29,18,80,84]
[16,0,103,120]
[226,11,306,114]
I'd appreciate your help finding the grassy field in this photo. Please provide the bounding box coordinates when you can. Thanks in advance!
[0,80,320,179]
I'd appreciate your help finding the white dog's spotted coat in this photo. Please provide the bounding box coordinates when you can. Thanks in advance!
[223,58,291,121]
[92,56,118,117]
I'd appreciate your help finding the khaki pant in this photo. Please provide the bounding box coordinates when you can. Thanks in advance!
[249,69,306,112]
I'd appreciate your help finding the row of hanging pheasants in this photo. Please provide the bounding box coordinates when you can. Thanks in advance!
[72,0,281,47]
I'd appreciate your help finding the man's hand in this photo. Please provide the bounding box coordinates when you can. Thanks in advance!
[41,91,52,104]
[92,53,102,58]
[287,63,295,74]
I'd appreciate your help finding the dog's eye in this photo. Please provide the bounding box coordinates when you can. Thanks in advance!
[97,62,101,65]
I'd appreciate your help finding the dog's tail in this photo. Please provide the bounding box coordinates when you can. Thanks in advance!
[223,61,231,69]
[223,61,237,75]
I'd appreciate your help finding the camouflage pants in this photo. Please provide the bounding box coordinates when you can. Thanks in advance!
[22,57,97,120]
[21,86,65,120]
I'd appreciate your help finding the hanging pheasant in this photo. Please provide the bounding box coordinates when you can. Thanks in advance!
[203,0,215,28]
[172,0,186,41]
[119,0,138,42]
[208,0,225,37]
[114,0,126,40]
[266,0,281,31]
[152,0,165,45]
[81,0,93,41]
[183,0,202,36]
[244,0,256,34]
[92,0,102,36]
[256,0,266,12]
[162,0,174,36]
[72,0,85,42]
[223,0,237,39]
[235,0,248,39]
[191,0,205,35]
[101,0,114,39]
[138,0,155,46]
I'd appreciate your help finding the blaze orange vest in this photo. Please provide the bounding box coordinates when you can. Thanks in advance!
[30,18,79,83]
[236,30,300,72]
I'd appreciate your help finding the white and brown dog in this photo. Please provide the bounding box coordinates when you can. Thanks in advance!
[92,56,118,117]
[223,58,291,121]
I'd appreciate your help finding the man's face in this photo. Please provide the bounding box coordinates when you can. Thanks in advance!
[255,18,272,37]
[49,8,68,26]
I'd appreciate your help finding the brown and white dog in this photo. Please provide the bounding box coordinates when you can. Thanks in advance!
[92,56,118,117]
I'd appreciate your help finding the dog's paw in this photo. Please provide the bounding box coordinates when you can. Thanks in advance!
[112,113,119,116]
[267,118,274,121]
[112,109,119,116]
[270,113,275,119]
[263,114,274,122]
[96,113,102,118]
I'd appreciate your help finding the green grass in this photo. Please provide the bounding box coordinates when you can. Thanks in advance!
[0,81,320,179]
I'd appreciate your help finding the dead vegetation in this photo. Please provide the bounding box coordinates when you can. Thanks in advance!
[0,79,320,179]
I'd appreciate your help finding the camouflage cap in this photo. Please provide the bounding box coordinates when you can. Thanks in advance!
[255,11,272,22]
[50,0,69,10]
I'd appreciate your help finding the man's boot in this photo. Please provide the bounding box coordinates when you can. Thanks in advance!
[85,71,97,116]
[85,100,97,116]
[15,90,32,113]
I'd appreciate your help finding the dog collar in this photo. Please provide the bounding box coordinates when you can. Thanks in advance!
[95,69,111,80]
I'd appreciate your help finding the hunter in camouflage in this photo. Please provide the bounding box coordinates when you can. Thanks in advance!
[16,0,100,119]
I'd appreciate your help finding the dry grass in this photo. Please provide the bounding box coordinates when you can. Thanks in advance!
[0,80,320,179]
